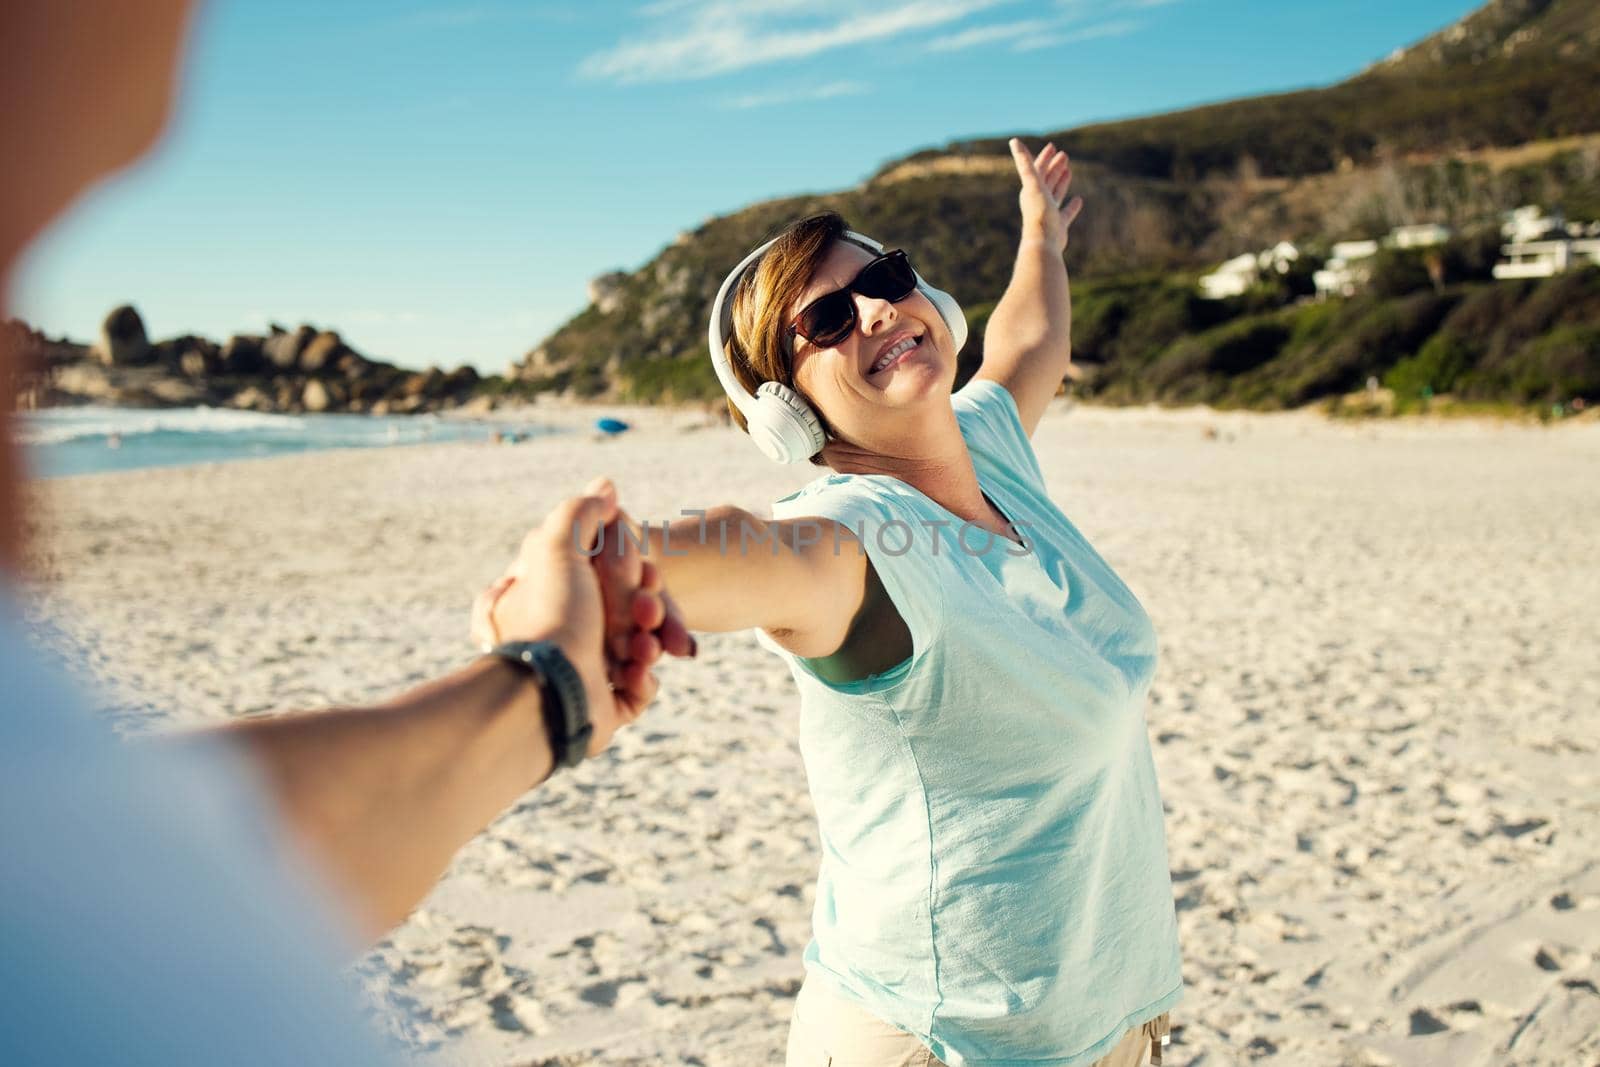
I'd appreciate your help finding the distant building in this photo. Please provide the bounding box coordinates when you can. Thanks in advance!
[1502,205,1563,244]
[1314,240,1381,299]
[1199,253,1259,299]
[1198,241,1301,300]
[1312,224,1452,299]
[1492,205,1600,280]
[1388,223,1453,249]
[1493,237,1600,280]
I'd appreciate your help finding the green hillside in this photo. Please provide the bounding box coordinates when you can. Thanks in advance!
[512,0,1600,411]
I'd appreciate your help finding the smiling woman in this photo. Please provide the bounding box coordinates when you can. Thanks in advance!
[607,140,1183,1067]
[717,213,967,466]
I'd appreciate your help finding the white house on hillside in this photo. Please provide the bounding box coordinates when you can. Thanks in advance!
[1502,205,1563,244]
[1492,204,1600,280]
[1389,223,1453,249]
[1314,239,1381,299]
[1493,237,1600,279]
[1198,241,1301,299]
[1312,224,1453,299]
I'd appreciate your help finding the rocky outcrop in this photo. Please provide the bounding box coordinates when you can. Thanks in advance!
[7,308,502,415]
[587,271,630,315]
[94,305,151,366]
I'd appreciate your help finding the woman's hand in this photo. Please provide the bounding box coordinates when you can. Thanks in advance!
[470,478,693,755]
[1009,138,1083,257]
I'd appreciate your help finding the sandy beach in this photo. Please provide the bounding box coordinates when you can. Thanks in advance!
[21,401,1600,1066]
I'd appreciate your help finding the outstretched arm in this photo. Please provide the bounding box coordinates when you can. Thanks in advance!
[975,138,1084,436]
[187,483,688,942]
[625,505,869,659]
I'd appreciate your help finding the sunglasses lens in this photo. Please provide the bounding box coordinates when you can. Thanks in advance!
[796,293,855,347]
[792,251,918,348]
[855,252,918,302]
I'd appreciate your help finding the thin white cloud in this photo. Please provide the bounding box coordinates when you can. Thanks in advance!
[581,0,1008,84]
[924,0,1166,57]
[1013,18,1141,51]
[722,80,870,109]
[924,17,1053,52]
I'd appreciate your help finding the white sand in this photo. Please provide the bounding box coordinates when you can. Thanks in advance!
[23,402,1600,1066]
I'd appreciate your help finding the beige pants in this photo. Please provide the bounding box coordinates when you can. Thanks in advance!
[785,980,1172,1067]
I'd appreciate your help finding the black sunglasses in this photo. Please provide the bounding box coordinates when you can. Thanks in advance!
[789,249,919,349]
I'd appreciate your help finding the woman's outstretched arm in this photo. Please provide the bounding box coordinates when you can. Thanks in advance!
[976,138,1084,436]
[622,506,869,659]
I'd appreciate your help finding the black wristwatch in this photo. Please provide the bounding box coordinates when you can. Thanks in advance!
[490,640,592,775]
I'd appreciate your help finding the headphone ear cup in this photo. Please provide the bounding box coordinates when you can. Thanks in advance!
[751,381,826,464]
[917,279,968,355]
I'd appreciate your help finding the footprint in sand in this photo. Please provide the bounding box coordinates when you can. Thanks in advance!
[1550,890,1600,911]
[1533,943,1580,972]
[1409,1000,1488,1036]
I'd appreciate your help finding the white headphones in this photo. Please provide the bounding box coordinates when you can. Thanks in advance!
[706,230,968,464]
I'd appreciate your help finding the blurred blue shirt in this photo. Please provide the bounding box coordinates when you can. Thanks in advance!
[0,589,397,1065]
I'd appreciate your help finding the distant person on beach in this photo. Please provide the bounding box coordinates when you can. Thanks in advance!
[0,2,689,1062]
[616,149,1179,1065]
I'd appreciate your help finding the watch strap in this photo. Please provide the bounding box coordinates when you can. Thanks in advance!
[492,640,592,772]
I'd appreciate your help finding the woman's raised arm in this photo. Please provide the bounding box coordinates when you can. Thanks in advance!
[975,138,1084,436]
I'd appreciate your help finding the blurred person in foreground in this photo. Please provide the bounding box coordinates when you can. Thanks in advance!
[0,3,690,1062]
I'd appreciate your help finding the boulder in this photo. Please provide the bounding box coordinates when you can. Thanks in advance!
[93,305,151,366]
[264,325,316,371]
[274,379,302,411]
[148,377,207,406]
[399,368,443,399]
[179,350,211,378]
[335,350,373,380]
[391,393,428,414]
[301,378,348,412]
[299,330,345,374]
[50,362,120,402]
[440,365,480,397]
[230,385,273,412]
[347,375,390,404]
[221,334,266,374]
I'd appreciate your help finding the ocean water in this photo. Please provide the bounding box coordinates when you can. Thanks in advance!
[16,406,555,478]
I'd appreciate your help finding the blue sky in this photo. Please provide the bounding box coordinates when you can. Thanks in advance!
[13,0,1481,374]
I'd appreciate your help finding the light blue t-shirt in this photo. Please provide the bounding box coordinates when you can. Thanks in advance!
[0,593,398,1065]
[757,379,1183,1066]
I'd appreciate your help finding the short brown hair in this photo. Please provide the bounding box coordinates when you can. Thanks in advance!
[723,212,849,463]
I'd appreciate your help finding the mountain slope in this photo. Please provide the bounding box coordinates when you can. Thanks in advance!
[514,0,1600,409]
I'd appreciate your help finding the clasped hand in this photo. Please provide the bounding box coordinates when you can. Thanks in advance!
[470,478,693,756]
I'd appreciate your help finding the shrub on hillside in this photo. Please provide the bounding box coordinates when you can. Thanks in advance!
[1466,325,1600,403]
[1384,331,1479,399]
[1148,315,1292,399]
[1271,292,1457,404]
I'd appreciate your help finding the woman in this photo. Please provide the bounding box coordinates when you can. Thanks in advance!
[632,140,1181,1066]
